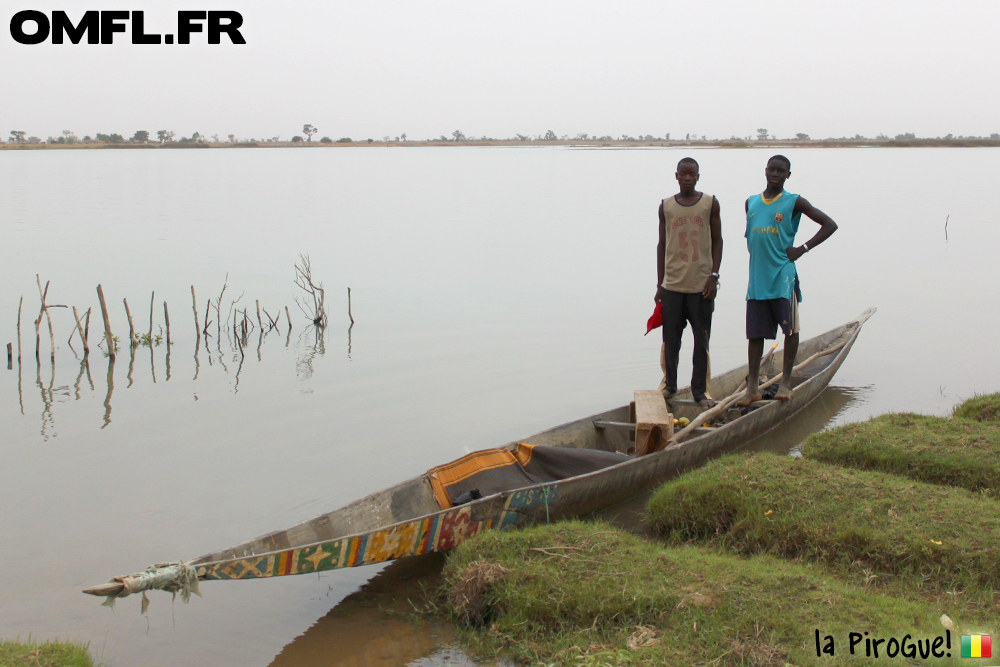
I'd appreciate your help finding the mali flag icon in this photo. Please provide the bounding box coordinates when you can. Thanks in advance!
[961,634,991,658]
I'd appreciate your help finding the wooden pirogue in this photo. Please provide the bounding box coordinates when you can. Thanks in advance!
[84,308,875,603]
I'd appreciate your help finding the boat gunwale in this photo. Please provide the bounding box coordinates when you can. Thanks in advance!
[190,309,872,571]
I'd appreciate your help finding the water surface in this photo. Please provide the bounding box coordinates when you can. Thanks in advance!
[1,146,997,666]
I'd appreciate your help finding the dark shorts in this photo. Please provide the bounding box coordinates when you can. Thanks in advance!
[746,296,800,340]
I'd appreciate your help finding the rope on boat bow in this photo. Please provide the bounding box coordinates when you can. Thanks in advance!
[101,561,201,613]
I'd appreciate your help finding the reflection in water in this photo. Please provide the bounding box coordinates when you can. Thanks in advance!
[18,357,24,415]
[149,344,156,384]
[269,554,500,667]
[296,326,326,380]
[740,385,871,456]
[7,313,337,440]
[74,357,92,400]
[102,355,115,428]
[36,357,55,440]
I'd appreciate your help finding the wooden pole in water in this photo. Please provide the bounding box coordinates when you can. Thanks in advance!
[203,299,211,336]
[148,291,155,340]
[84,308,91,342]
[16,296,22,362]
[256,300,263,329]
[96,285,115,360]
[191,286,200,341]
[72,306,89,356]
[34,278,49,361]
[285,306,292,330]
[163,301,171,346]
[123,298,136,347]
[348,287,354,324]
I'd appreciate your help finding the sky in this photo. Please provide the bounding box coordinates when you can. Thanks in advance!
[2,0,998,141]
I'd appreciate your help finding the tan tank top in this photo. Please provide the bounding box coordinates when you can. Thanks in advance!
[661,193,715,293]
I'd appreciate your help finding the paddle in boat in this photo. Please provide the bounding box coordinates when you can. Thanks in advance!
[83,308,875,606]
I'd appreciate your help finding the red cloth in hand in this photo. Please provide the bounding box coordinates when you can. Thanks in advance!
[645,301,662,335]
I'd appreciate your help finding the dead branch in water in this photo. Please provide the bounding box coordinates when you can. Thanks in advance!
[213,274,229,342]
[191,286,201,342]
[294,254,326,326]
[96,285,115,360]
[148,291,155,340]
[16,296,23,362]
[72,306,89,356]
[34,278,48,361]
[203,298,212,337]
[285,306,292,330]
[34,276,67,361]
[348,287,354,324]
[123,298,136,347]
[164,301,171,347]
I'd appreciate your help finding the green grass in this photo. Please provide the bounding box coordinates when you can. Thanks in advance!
[0,640,92,667]
[648,454,1000,611]
[441,521,985,666]
[954,393,1000,423]
[801,394,1000,497]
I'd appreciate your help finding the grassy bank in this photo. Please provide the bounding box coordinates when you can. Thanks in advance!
[648,454,1000,608]
[440,522,980,666]
[802,393,1000,497]
[0,640,92,667]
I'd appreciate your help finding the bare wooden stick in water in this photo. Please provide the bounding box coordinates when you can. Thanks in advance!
[164,301,171,346]
[72,306,89,356]
[34,277,49,361]
[256,300,263,329]
[84,308,91,342]
[203,299,212,336]
[348,287,354,324]
[148,291,155,340]
[191,286,200,341]
[285,305,292,330]
[6,343,11,369]
[262,307,278,333]
[96,285,115,360]
[123,298,136,347]
[17,296,23,362]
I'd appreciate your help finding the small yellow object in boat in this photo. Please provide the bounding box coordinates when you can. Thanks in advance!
[678,417,690,427]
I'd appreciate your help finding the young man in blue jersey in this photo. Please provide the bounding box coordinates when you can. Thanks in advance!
[736,155,837,407]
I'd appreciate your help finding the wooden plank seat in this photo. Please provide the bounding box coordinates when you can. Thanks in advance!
[633,390,675,456]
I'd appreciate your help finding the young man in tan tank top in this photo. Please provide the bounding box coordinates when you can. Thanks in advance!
[655,157,723,407]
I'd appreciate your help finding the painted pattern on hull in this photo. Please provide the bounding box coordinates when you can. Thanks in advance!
[196,487,556,581]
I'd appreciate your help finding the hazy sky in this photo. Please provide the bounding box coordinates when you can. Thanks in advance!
[3,0,998,141]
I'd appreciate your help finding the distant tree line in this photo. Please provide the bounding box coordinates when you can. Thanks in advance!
[6,126,1000,146]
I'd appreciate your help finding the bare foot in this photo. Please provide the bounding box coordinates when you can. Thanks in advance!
[735,389,762,407]
[697,398,717,408]
[775,384,793,401]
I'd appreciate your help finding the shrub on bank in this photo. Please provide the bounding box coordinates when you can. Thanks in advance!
[0,639,92,667]
[803,393,1000,497]
[648,454,1000,597]
[442,522,978,666]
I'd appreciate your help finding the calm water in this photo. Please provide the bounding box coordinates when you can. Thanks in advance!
[1,146,998,666]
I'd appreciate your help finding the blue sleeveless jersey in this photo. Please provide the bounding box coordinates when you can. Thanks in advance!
[745,191,802,301]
